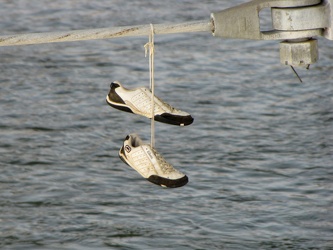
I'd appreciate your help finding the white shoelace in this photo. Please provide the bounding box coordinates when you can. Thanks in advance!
[133,88,176,115]
[144,24,155,147]
[151,148,175,175]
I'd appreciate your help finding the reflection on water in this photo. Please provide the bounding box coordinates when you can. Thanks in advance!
[1,1,333,249]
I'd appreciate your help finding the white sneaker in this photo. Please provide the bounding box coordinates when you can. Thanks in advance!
[119,134,188,188]
[106,81,193,126]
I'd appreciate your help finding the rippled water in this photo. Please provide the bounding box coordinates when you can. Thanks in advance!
[1,1,333,249]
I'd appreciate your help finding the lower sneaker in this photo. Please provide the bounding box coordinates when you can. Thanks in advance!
[119,133,188,188]
[106,81,193,126]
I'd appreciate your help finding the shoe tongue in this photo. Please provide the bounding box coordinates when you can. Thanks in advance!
[129,134,143,147]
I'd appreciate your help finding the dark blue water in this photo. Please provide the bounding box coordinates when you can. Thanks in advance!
[1,1,333,249]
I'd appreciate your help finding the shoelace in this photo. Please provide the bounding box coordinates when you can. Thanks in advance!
[152,148,176,175]
[145,24,155,148]
[138,88,178,114]
[154,94,178,112]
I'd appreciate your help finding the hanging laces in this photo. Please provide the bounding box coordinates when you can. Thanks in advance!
[144,24,155,147]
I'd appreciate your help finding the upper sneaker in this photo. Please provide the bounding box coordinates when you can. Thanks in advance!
[119,133,188,188]
[106,81,193,126]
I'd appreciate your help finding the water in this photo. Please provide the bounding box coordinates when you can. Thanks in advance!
[1,1,333,249]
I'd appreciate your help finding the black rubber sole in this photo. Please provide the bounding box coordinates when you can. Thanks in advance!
[155,113,193,126]
[147,174,189,188]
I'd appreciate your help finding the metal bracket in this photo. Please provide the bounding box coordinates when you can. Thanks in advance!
[211,0,333,67]
[323,0,333,39]
[211,0,322,40]
[272,0,333,40]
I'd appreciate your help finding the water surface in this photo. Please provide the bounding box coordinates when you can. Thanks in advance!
[1,1,333,249]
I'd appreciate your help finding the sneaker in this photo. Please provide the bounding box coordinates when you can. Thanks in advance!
[119,134,188,188]
[106,81,193,126]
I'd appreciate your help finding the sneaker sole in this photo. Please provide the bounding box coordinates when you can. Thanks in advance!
[119,146,188,188]
[106,96,193,126]
[147,174,188,188]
